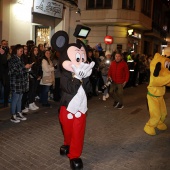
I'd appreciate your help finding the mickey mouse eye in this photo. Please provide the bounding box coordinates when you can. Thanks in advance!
[76,53,81,62]
[82,54,85,62]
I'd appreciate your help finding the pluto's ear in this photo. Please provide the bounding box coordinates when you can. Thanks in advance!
[153,62,161,77]
[51,31,69,51]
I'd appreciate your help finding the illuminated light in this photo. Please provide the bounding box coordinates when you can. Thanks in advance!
[131,32,141,39]
[105,60,110,64]
[12,1,31,22]
[128,29,133,35]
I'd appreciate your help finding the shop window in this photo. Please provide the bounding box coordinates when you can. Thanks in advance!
[86,0,112,9]
[122,0,135,10]
[35,26,50,47]
[141,0,152,17]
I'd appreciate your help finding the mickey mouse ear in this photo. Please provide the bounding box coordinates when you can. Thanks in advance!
[51,31,69,51]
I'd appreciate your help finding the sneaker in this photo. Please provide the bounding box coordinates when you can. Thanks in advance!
[103,95,106,101]
[17,112,27,121]
[22,108,29,113]
[10,115,20,123]
[29,103,37,110]
[32,102,39,109]
[105,93,109,99]
[113,101,119,108]
[117,104,124,109]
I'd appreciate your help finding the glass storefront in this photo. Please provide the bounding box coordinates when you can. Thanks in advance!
[35,26,50,47]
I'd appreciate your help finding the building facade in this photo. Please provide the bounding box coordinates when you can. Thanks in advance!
[0,0,78,46]
[0,0,169,56]
[76,0,170,55]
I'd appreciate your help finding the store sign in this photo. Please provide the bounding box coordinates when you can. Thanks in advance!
[104,35,113,45]
[33,0,63,18]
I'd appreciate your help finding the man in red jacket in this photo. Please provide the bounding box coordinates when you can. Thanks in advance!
[108,52,129,109]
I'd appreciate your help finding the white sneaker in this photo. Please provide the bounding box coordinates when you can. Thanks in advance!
[17,112,27,121]
[29,103,37,110]
[105,93,109,99]
[33,102,39,109]
[10,115,20,123]
[103,95,106,101]
[22,108,29,113]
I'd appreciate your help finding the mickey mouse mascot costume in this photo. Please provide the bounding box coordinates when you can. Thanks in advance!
[51,25,94,170]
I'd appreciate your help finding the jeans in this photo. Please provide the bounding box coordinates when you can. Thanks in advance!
[40,85,50,104]
[112,83,124,105]
[10,92,23,115]
[102,75,108,96]
[28,78,37,104]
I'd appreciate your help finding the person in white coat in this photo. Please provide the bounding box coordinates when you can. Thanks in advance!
[40,49,54,107]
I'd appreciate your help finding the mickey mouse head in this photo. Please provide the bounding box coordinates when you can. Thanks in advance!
[51,31,88,73]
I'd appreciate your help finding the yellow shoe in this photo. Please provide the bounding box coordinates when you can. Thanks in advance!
[144,125,156,136]
[157,123,167,130]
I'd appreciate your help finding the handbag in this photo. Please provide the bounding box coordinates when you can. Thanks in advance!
[42,75,53,84]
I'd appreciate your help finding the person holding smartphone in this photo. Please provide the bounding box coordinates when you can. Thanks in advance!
[8,44,32,123]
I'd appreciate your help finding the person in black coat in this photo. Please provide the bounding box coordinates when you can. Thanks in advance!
[0,41,10,107]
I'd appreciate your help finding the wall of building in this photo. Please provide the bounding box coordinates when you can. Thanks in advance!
[0,0,72,46]
[84,26,128,53]
[69,8,81,43]
[1,0,33,46]
[1,0,11,44]
[0,0,2,40]
[76,0,155,54]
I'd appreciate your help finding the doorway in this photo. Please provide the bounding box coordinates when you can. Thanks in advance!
[35,26,51,47]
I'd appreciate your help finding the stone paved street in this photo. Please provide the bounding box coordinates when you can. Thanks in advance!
[0,84,170,170]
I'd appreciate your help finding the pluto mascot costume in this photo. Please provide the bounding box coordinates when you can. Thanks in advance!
[144,53,170,136]
[51,26,94,170]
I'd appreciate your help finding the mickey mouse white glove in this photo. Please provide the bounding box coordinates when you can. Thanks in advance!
[71,61,95,80]
[83,61,95,78]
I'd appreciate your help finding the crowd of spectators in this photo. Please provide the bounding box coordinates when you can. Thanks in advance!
[86,43,153,99]
[0,39,60,123]
[0,40,153,122]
